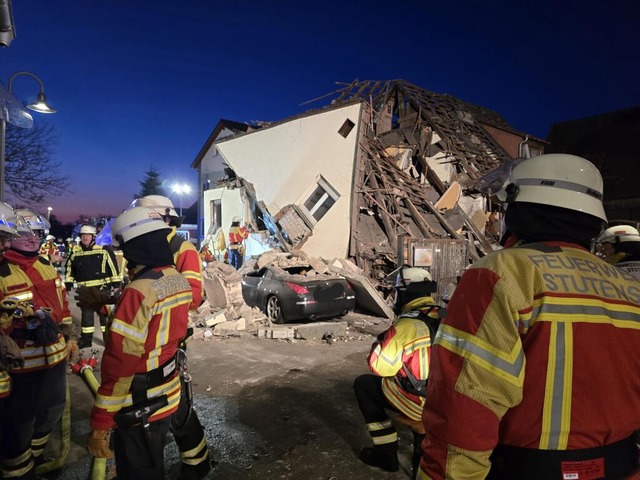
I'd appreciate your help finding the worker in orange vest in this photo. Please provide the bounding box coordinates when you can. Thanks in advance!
[228,216,248,269]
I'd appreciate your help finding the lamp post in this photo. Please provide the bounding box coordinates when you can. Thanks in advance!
[47,206,52,221]
[0,71,56,202]
[172,184,191,217]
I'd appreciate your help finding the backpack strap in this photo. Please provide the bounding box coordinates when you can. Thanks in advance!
[169,234,184,255]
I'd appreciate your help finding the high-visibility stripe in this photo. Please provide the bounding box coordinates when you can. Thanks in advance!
[531,298,640,328]
[111,317,146,341]
[367,420,393,432]
[0,372,10,396]
[180,436,209,463]
[382,378,424,420]
[540,322,574,450]
[372,432,398,445]
[436,324,525,387]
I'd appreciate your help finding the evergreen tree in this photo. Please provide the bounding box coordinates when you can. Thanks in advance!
[136,165,165,198]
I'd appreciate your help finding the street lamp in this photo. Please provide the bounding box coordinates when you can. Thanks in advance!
[172,184,191,217]
[0,71,56,202]
[47,206,52,221]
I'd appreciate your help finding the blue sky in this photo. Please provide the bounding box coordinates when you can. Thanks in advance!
[3,0,638,223]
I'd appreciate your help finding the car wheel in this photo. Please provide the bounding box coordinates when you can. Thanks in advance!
[266,295,285,324]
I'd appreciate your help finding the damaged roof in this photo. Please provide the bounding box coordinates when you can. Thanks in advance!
[213,79,539,278]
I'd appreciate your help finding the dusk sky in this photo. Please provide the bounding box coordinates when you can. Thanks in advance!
[2,0,638,224]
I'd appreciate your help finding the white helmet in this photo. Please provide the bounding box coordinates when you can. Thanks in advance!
[482,154,606,221]
[13,208,50,234]
[395,266,432,287]
[45,234,55,241]
[0,202,18,237]
[111,206,170,247]
[130,195,178,217]
[79,225,97,235]
[232,216,241,223]
[597,225,640,244]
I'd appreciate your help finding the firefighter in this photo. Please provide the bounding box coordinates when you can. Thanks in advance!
[130,196,202,310]
[596,224,640,280]
[88,206,192,479]
[38,234,57,259]
[354,266,441,473]
[0,208,76,479]
[419,154,640,479]
[128,195,210,478]
[0,201,20,447]
[228,216,248,269]
[65,224,122,349]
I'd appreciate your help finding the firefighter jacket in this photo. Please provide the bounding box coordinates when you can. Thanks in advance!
[91,265,192,431]
[606,251,640,280]
[368,296,440,421]
[0,250,72,374]
[0,371,8,397]
[228,225,248,250]
[38,240,57,259]
[65,242,122,290]
[168,228,203,310]
[419,241,640,480]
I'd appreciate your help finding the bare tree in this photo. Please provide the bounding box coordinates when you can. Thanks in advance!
[4,121,70,203]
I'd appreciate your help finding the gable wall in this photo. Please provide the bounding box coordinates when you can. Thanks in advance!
[216,103,363,258]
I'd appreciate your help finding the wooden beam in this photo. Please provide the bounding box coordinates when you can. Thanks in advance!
[404,198,434,239]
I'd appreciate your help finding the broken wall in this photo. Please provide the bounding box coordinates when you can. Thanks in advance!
[216,102,363,260]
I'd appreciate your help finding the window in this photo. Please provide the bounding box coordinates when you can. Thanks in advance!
[299,177,339,225]
[338,119,355,138]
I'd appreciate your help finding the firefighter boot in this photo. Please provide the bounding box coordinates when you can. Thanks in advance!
[77,334,92,350]
[359,442,399,472]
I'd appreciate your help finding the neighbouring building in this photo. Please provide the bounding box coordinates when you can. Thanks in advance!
[547,107,640,222]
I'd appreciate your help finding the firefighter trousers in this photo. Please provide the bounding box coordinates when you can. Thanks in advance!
[80,307,107,346]
[113,416,171,480]
[0,361,66,479]
[171,377,210,474]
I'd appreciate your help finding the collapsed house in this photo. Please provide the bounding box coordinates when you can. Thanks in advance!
[191,79,545,307]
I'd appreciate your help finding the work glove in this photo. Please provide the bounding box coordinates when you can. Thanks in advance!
[0,333,24,370]
[87,429,114,459]
[75,287,113,312]
[65,339,79,363]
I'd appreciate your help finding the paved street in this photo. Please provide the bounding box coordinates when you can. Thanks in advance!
[48,300,417,479]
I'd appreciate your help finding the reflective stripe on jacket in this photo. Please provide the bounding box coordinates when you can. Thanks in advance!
[65,243,122,288]
[91,265,192,430]
[228,226,248,249]
[419,241,640,480]
[168,228,203,310]
[0,371,10,397]
[0,251,72,373]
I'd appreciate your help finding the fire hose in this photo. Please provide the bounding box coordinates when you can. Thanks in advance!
[71,351,107,480]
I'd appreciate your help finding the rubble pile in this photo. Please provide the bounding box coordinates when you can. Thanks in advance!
[189,250,395,342]
[190,260,267,339]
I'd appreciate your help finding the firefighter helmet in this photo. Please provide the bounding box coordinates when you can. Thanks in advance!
[489,154,606,222]
[393,265,437,313]
[0,202,18,237]
[130,195,178,218]
[79,225,97,235]
[232,216,241,223]
[111,207,170,247]
[597,225,640,244]
[13,209,50,234]
[45,234,55,241]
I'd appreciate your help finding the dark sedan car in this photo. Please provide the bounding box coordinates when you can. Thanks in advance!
[241,264,356,323]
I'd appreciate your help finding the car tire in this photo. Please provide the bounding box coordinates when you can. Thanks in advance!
[266,295,285,324]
